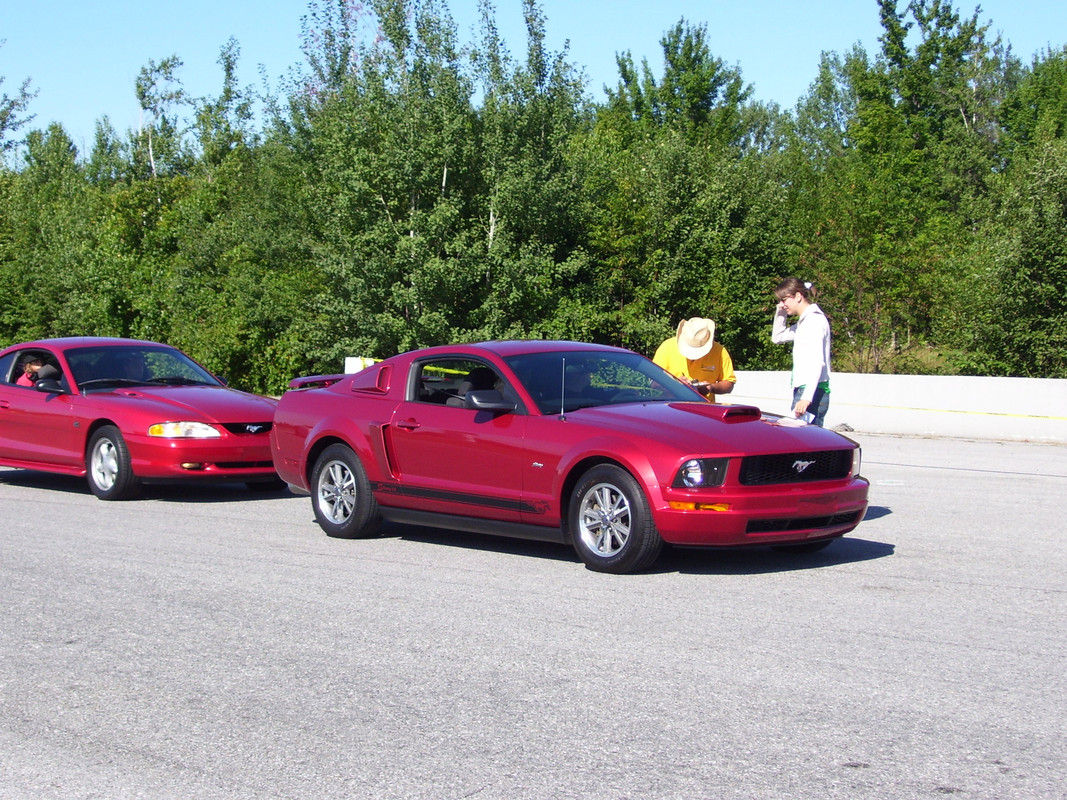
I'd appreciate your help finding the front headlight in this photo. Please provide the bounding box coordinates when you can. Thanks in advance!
[148,421,223,439]
[672,457,729,488]
[851,447,862,479]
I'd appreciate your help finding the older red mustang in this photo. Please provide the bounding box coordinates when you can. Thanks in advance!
[271,340,869,573]
[0,337,279,499]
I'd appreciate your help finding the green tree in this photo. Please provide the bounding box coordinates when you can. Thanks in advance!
[0,40,37,155]
[605,19,750,148]
[134,55,191,178]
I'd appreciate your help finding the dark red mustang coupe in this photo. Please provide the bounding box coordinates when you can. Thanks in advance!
[271,341,869,573]
[0,337,279,499]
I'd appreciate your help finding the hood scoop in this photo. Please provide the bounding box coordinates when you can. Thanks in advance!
[671,402,762,423]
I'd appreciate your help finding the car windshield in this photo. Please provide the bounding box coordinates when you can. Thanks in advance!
[504,349,700,414]
[65,345,221,391]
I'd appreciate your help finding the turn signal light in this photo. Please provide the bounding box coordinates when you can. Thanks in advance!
[669,501,731,512]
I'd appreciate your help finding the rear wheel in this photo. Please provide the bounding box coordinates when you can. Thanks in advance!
[86,425,140,500]
[569,464,663,574]
[311,444,380,538]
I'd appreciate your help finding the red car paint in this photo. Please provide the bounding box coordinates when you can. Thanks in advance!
[0,337,278,499]
[272,340,869,573]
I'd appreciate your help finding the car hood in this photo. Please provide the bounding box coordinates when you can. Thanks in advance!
[84,385,277,423]
[562,401,854,455]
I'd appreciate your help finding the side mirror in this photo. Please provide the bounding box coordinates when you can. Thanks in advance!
[465,389,516,413]
[34,379,63,394]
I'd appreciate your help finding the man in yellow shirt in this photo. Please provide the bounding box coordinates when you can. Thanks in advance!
[652,317,736,403]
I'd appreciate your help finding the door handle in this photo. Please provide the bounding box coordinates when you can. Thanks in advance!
[395,418,420,430]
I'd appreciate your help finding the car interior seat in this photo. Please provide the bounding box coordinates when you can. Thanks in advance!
[446,367,499,407]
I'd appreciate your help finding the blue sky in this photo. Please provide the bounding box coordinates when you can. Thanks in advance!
[3,0,1066,153]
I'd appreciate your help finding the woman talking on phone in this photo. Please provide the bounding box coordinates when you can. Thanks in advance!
[771,277,831,426]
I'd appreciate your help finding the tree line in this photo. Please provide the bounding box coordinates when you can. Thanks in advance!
[2,0,1066,395]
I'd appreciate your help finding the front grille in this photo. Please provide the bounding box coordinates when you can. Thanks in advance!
[746,511,862,534]
[220,422,273,435]
[739,449,853,485]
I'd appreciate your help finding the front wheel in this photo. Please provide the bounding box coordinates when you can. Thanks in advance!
[86,425,140,500]
[311,444,380,538]
[569,464,662,574]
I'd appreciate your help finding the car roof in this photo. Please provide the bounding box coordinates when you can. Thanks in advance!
[4,337,174,351]
[408,340,633,359]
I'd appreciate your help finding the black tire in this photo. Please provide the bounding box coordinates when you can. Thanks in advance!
[772,538,836,554]
[86,425,141,500]
[569,464,663,574]
[310,444,381,538]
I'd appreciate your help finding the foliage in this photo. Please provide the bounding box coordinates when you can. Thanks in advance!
[1,0,1066,394]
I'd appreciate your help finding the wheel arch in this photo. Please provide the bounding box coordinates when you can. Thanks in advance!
[559,455,631,543]
[303,434,350,487]
[82,417,121,455]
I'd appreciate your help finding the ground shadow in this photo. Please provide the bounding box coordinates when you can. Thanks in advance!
[0,468,294,504]
[380,521,894,576]
[383,522,578,566]
[864,505,892,520]
[657,536,895,576]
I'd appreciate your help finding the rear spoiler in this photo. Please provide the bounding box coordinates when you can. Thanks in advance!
[287,374,347,390]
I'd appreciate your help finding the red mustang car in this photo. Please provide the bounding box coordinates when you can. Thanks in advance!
[0,337,279,500]
[271,341,869,573]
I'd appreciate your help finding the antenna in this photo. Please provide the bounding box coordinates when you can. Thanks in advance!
[558,357,567,419]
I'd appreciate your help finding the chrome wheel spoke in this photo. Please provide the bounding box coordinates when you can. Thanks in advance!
[320,461,356,523]
[579,483,631,556]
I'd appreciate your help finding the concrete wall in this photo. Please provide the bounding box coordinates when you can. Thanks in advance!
[728,371,1067,444]
[345,354,1067,444]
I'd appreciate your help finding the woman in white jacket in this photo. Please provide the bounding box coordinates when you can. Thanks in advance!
[771,277,831,426]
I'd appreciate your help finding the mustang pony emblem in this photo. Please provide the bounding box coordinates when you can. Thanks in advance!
[245,424,265,434]
[792,459,816,473]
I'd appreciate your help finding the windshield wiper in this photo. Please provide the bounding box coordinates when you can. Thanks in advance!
[147,376,211,386]
[78,378,149,389]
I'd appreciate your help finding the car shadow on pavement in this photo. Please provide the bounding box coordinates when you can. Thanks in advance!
[864,505,892,520]
[381,521,894,575]
[147,482,295,504]
[657,536,895,576]
[0,468,293,504]
[382,522,580,565]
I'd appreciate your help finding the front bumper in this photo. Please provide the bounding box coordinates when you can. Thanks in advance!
[126,434,277,480]
[653,477,870,546]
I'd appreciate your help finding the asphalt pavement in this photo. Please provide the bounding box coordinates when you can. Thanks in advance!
[1,433,1064,800]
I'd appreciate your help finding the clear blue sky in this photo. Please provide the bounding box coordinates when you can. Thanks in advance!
[3,0,1066,153]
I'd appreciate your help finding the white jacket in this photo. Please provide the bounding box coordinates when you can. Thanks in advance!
[771,303,831,402]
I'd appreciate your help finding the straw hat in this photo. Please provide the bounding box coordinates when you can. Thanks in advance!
[676,317,716,360]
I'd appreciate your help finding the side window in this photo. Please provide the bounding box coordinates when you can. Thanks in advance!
[413,358,506,406]
[0,352,16,384]
[5,349,63,388]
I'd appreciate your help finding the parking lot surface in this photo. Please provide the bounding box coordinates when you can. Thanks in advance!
[1,433,1064,799]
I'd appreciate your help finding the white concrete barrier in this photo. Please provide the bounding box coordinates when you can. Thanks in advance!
[728,370,1067,444]
[344,354,1066,444]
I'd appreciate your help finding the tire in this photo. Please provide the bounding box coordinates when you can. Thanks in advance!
[86,425,141,500]
[772,538,835,554]
[311,444,381,539]
[569,464,663,574]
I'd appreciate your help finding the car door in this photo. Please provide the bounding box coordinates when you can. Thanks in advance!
[384,357,529,522]
[0,349,81,468]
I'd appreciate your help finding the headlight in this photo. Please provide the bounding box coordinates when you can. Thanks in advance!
[148,421,222,439]
[672,457,729,488]
[851,448,862,478]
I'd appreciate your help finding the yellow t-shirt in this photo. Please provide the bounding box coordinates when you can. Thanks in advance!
[652,337,736,403]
